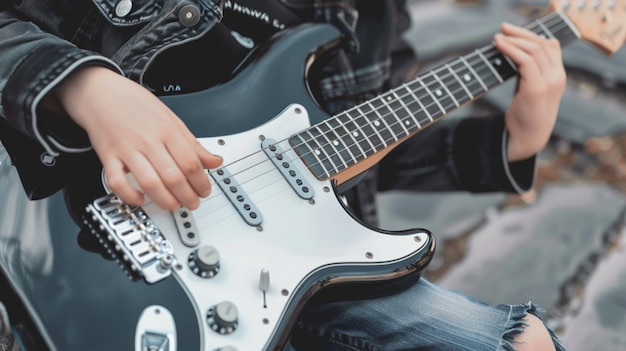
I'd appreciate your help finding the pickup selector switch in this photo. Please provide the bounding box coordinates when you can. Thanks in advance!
[188,245,220,278]
[207,301,239,334]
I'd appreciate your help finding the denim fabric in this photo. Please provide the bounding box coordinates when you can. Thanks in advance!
[286,279,567,351]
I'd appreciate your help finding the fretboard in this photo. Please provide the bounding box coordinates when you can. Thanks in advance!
[290,10,580,180]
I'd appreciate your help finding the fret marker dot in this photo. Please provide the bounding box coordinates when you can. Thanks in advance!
[315,149,321,155]
[494,58,502,66]
[374,121,381,127]
[386,96,393,101]
[464,74,471,81]
[353,132,359,137]
[333,141,339,146]
[435,89,443,96]
[405,120,410,126]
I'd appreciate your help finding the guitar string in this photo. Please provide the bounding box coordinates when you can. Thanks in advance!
[183,13,575,224]
[254,14,571,176]
[248,11,572,176]
[186,12,572,213]
[185,57,508,223]
[139,12,572,213]
[282,12,575,178]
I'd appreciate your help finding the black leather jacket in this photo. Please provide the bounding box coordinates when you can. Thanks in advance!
[0,0,535,225]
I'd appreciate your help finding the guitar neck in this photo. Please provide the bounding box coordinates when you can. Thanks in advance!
[290,10,580,180]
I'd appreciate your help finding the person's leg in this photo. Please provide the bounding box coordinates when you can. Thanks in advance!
[513,314,556,351]
[287,278,566,351]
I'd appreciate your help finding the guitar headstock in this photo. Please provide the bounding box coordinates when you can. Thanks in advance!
[550,0,626,55]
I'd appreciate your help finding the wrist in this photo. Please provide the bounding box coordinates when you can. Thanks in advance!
[52,65,117,127]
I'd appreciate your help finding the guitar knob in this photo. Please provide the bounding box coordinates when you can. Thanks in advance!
[188,245,220,278]
[207,301,239,334]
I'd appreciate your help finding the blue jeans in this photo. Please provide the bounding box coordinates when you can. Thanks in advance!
[286,279,567,351]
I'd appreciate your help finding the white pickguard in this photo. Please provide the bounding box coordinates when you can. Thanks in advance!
[139,104,431,350]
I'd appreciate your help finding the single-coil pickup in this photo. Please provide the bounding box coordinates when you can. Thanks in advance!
[262,138,314,200]
[173,207,200,247]
[210,167,263,226]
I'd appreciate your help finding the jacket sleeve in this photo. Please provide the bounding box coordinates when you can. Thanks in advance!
[0,7,122,199]
[0,7,123,156]
[377,114,537,195]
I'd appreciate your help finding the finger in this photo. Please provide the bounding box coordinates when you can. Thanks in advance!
[493,34,544,84]
[102,157,145,206]
[494,34,566,94]
[145,145,203,210]
[163,137,213,199]
[170,115,223,192]
[125,151,182,211]
[500,23,564,67]
[494,34,550,75]
[195,140,223,170]
[542,37,564,68]
[500,22,542,40]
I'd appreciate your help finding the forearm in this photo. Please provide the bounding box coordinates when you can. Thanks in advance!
[377,115,536,195]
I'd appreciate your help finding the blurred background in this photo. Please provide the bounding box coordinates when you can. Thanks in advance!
[379,0,626,349]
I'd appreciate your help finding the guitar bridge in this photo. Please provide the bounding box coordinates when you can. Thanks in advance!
[84,194,176,284]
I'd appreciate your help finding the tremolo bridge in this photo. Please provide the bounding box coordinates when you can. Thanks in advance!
[84,195,175,284]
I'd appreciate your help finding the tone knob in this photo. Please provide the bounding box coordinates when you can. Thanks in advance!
[207,301,239,334]
[188,245,220,278]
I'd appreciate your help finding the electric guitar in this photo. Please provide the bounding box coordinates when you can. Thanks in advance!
[1,1,624,351]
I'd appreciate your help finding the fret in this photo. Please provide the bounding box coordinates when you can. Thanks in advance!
[534,18,555,39]
[367,97,408,142]
[289,135,328,179]
[318,121,355,168]
[326,115,366,163]
[405,79,442,120]
[419,73,452,115]
[445,63,474,104]
[391,89,421,132]
[554,10,581,40]
[465,51,501,89]
[475,49,504,84]
[363,102,394,145]
[289,8,591,182]
[400,83,431,123]
[355,105,389,148]
[432,69,459,108]
[380,93,411,136]
[459,55,488,92]
[303,128,339,175]
[485,49,519,83]
[337,110,377,156]
[532,12,579,48]
[448,59,485,98]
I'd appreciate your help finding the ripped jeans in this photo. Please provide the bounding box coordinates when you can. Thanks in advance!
[286,278,567,351]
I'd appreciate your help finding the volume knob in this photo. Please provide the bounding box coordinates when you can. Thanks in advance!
[188,245,220,278]
[207,301,239,334]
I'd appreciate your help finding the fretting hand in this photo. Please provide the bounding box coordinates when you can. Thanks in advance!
[494,22,566,162]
